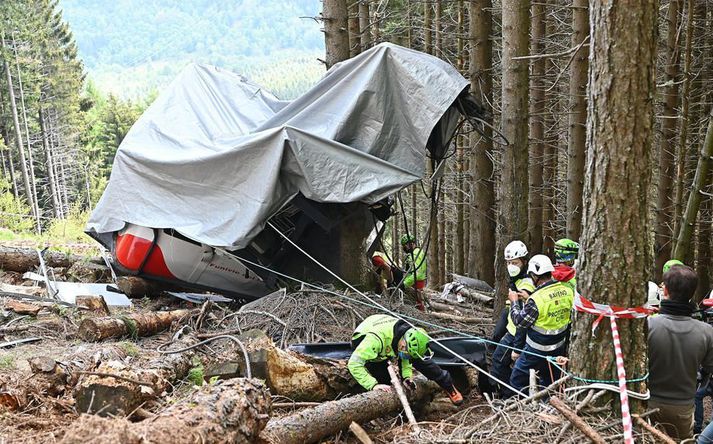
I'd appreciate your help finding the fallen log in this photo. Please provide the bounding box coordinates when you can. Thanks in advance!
[4,299,42,316]
[74,337,195,415]
[248,336,359,401]
[116,276,194,298]
[632,414,676,444]
[0,246,102,273]
[78,309,193,341]
[260,380,438,444]
[61,378,270,444]
[429,311,489,324]
[457,287,494,305]
[549,396,606,444]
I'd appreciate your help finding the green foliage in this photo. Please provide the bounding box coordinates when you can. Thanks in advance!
[0,353,16,370]
[187,364,205,386]
[45,205,92,243]
[117,341,140,357]
[0,179,34,233]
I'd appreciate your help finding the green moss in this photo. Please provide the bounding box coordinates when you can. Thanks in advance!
[117,341,140,357]
[0,354,16,370]
[187,365,205,386]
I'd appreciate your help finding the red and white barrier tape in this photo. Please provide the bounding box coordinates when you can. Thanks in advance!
[610,316,634,444]
[574,292,649,444]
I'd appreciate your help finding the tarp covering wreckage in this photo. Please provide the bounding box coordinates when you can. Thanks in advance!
[86,43,481,300]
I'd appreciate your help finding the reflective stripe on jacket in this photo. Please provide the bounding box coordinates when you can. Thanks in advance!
[506,277,536,335]
[526,281,574,352]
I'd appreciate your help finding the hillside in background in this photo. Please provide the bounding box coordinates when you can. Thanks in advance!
[59,0,326,99]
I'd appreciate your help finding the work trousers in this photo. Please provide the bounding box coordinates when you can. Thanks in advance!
[695,383,713,433]
[650,400,694,440]
[509,344,564,394]
[490,332,516,397]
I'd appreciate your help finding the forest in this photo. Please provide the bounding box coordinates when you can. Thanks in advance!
[1,0,713,443]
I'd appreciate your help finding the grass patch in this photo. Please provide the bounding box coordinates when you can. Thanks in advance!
[117,341,140,357]
[187,365,205,386]
[0,354,16,370]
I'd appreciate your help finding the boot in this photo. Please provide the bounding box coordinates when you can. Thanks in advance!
[446,385,464,406]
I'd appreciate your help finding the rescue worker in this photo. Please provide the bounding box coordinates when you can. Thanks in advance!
[509,254,574,393]
[347,313,464,405]
[371,251,403,295]
[490,240,535,396]
[401,234,427,311]
[552,238,579,291]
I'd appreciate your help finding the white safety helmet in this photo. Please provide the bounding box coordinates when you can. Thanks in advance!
[504,240,528,261]
[646,281,661,308]
[527,254,555,276]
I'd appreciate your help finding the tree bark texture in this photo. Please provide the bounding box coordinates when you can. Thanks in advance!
[358,1,371,51]
[468,0,496,286]
[494,0,530,317]
[323,0,350,69]
[260,381,437,444]
[348,0,361,57]
[77,309,193,342]
[528,1,546,253]
[569,0,656,388]
[565,0,589,240]
[655,0,681,281]
[673,111,713,261]
[62,379,270,444]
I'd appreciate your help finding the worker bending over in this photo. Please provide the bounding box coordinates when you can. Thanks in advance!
[347,313,463,405]
[490,240,535,397]
[508,255,574,392]
[371,251,403,295]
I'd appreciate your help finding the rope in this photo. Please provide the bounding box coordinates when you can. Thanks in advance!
[221,246,649,388]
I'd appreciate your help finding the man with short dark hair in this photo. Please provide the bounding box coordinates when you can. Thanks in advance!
[649,265,713,440]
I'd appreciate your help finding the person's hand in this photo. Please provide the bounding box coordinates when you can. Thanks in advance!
[511,352,520,361]
[507,290,519,303]
[555,356,569,366]
[517,290,529,300]
[402,378,417,391]
[373,384,393,392]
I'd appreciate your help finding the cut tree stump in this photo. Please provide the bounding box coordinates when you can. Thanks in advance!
[259,381,438,444]
[62,378,270,444]
[77,309,193,341]
[74,337,196,416]
[0,246,102,273]
[75,295,109,314]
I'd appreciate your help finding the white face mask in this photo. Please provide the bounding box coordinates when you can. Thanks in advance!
[573,258,580,270]
[507,264,521,277]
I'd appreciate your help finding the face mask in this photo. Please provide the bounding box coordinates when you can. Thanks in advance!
[507,264,521,277]
[398,351,410,360]
[573,258,580,270]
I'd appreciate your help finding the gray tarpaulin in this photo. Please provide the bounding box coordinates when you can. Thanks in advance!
[87,43,469,248]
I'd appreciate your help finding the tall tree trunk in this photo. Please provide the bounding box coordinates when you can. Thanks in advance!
[468,0,495,286]
[348,0,361,57]
[569,0,656,391]
[697,170,712,302]
[2,33,36,226]
[424,1,432,54]
[434,0,442,56]
[673,111,713,261]
[565,0,589,240]
[358,1,370,51]
[39,107,61,218]
[494,0,530,317]
[438,192,446,285]
[528,1,546,253]
[370,1,380,44]
[655,0,682,281]
[323,0,350,69]
[0,100,19,199]
[456,135,465,275]
[12,33,40,231]
[541,1,558,258]
[673,0,694,242]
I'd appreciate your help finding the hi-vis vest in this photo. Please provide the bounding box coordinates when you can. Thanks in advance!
[526,281,574,352]
[506,277,536,336]
[403,248,427,288]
